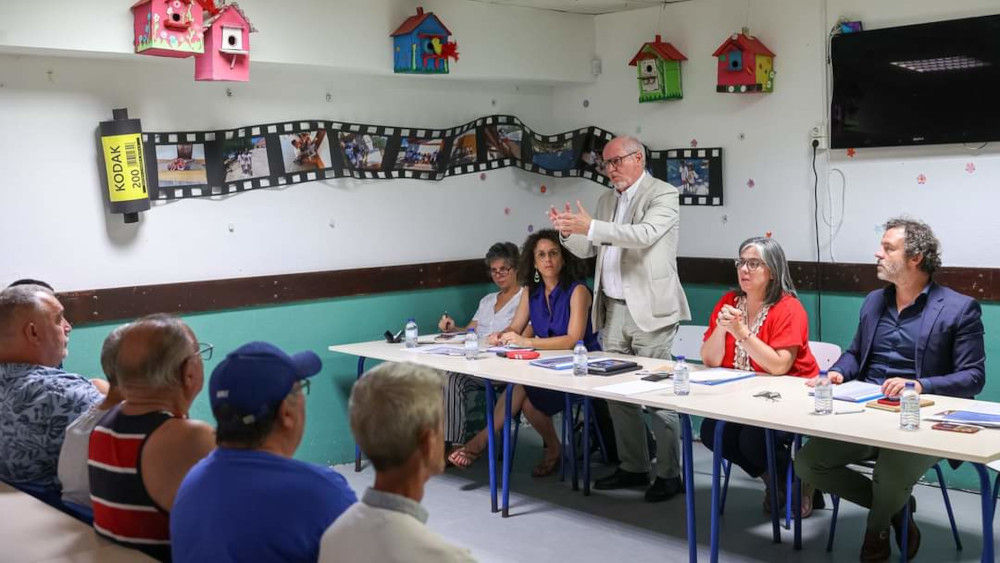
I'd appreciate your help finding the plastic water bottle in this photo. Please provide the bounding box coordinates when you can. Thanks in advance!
[900,381,920,431]
[814,370,833,415]
[673,356,690,396]
[464,328,478,360]
[572,341,588,376]
[404,318,418,348]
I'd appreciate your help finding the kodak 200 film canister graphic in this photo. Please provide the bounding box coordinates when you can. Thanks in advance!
[100,108,151,223]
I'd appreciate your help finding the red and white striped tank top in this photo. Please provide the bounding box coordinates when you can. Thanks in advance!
[88,404,175,562]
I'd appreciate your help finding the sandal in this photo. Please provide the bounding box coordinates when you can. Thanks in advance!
[800,484,816,519]
[531,456,560,478]
[447,446,482,469]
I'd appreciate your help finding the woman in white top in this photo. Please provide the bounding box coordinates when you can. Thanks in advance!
[438,242,522,450]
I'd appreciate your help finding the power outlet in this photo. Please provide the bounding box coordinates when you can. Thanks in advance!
[809,123,828,150]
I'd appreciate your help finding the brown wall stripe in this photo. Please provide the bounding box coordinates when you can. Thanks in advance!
[59,258,999,326]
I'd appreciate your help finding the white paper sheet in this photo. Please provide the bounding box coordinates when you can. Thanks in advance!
[593,380,673,396]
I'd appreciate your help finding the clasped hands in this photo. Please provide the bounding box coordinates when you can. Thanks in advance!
[716,305,750,341]
[548,201,592,237]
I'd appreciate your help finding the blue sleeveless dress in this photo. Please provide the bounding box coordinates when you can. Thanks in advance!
[524,281,601,415]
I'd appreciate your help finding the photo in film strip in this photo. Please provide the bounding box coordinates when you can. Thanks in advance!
[129,115,723,207]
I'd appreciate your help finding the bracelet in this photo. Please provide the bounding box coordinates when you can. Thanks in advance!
[735,334,751,346]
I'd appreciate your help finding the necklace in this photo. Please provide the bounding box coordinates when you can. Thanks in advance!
[734,295,771,371]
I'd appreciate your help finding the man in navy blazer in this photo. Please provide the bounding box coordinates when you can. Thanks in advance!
[795,217,985,563]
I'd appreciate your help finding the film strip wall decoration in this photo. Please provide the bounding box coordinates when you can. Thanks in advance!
[99,112,724,222]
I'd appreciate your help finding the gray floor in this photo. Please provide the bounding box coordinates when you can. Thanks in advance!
[336,430,996,562]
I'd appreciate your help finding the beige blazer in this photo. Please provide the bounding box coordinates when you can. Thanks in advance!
[562,174,690,332]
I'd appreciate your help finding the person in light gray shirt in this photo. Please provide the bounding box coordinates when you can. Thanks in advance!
[318,362,475,563]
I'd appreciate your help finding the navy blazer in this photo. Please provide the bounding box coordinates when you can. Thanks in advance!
[831,282,986,399]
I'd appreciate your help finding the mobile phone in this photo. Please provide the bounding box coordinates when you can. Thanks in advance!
[384,330,403,344]
[877,397,900,405]
[641,373,672,382]
[932,422,981,434]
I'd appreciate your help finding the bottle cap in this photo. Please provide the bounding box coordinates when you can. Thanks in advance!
[467,328,476,332]
[905,381,915,388]
[576,340,583,344]
[676,355,686,361]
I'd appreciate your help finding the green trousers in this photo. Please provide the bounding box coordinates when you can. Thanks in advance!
[794,436,940,531]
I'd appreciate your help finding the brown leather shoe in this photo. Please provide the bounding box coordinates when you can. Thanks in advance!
[859,529,891,563]
[890,496,920,560]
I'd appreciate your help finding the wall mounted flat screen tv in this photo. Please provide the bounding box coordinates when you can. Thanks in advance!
[831,14,1000,149]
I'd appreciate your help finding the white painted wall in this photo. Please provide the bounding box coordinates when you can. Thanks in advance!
[551,0,1000,267]
[0,0,596,84]
[0,53,593,291]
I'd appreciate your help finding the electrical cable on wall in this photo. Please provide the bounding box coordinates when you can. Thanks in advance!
[812,141,822,340]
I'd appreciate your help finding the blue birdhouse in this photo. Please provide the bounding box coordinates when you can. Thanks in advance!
[390,7,458,74]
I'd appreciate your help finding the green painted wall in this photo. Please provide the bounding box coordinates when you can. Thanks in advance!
[63,281,997,491]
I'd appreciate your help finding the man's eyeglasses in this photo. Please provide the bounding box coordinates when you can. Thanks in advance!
[194,343,214,361]
[489,266,513,277]
[600,151,638,171]
[734,258,765,272]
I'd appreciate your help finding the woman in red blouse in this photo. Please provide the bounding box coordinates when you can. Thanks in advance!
[699,236,822,517]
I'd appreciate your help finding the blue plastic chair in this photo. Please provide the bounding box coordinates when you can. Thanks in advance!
[826,462,962,556]
[719,434,799,530]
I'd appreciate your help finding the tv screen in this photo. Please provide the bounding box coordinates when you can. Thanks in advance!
[831,14,1000,149]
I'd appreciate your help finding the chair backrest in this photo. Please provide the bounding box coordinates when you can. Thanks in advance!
[672,325,708,363]
[809,341,843,371]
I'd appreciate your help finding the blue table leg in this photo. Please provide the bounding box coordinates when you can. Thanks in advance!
[974,463,995,563]
[354,357,367,472]
[680,414,697,563]
[565,394,578,492]
[764,429,781,544]
[502,384,513,517]
[793,461,802,550]
[583,397,591,496]
[710,420,726,563]
[485,380,497,513]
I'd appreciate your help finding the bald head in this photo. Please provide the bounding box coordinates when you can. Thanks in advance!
[0,285,71,366]
[116,314,199,391]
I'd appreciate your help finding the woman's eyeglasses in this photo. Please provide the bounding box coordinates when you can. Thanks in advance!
[489,266,513,277]
[734,258,765,272]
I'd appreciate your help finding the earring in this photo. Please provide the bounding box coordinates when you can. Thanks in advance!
[533,269,540,283]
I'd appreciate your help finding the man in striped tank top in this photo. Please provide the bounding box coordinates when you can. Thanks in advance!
[88,314,216,561]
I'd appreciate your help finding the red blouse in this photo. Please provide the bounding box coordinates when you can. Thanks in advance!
[702,291,819,377]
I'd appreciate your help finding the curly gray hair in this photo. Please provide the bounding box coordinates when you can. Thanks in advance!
[884,217,941,275]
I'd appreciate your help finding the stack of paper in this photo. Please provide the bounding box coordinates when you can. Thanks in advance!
[593,380,673,396]
[926,406,1000,428]
[689,368,756,386]
[809,380,883,403]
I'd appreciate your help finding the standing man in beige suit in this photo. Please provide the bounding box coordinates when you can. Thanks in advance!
[550,135,690,502]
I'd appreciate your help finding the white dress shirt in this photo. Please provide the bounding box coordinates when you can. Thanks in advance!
[587,171,646,300]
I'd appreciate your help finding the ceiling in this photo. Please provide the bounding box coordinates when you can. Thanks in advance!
[469,0,693,16]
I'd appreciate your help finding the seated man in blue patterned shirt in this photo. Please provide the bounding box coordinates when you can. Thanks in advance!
[0,284,104,490]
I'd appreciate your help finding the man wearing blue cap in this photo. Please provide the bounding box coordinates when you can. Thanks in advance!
[170,342,357,563]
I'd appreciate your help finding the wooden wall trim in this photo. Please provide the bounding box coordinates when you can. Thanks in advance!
[59,257,999,326]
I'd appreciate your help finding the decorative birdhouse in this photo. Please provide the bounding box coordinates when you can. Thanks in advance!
[132,0,205,58]
[194,2,257,82]
[712,30,775,93]
[391,7,459,74]
[628,35,687,102]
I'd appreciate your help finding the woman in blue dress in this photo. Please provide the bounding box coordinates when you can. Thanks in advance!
[448,229,600,477]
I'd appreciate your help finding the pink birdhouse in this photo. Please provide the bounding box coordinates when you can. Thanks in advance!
[194,2,257,81]
[132,0,205,58]
[713,29,775,93]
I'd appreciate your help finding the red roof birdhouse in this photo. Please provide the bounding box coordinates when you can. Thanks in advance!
[713,30,775,93]
[628,35,687,102]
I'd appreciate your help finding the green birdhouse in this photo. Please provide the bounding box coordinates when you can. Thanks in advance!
[628,35,687,103]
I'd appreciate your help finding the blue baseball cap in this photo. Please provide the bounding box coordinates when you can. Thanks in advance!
[209,341,322,427]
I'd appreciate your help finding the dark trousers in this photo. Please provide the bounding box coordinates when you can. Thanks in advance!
[700,418,793,479]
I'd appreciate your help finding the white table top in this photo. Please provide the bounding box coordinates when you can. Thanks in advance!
[330,339,1000,465]
[0,483,154,562]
